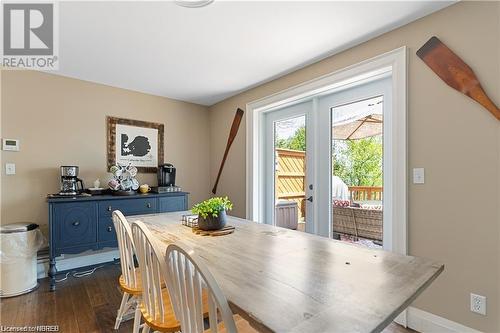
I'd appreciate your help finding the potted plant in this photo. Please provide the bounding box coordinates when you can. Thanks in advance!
[192,197,233,231]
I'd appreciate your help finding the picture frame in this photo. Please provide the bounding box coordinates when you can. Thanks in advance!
[107,116,164,173]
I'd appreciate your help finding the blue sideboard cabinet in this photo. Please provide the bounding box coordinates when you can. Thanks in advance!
[47,192,188,291]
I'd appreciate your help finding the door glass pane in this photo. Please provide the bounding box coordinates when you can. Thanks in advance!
[274,115,306,232]
[331,96,383,248]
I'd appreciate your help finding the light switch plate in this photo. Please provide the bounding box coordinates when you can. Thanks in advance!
[5,163,16,175]
[413,167,425,184]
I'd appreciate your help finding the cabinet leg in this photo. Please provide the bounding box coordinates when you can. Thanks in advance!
[49,258,57,291]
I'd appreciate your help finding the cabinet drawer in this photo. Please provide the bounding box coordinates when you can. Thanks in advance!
[98,217,117,242]
[98,198,157,217]
[54,202,97,248]
[159,196,186,212]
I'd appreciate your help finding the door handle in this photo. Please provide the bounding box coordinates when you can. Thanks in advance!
[306,196,313,202]
[72,221,80,226]
[147,203,152,208]
[107,226,113,232]
[107,206,112,212]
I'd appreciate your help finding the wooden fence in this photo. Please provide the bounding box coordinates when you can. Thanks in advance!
[275,148,383,220]
[275,149,306,219]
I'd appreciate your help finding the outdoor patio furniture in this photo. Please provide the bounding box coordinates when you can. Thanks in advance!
[332,206,383,241]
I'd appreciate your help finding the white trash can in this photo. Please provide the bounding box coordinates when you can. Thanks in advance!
[0,223,45,297]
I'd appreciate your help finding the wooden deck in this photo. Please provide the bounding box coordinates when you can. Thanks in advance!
[0,264,417,333]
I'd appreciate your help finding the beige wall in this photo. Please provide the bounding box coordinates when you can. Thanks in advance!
[1,70,211,234]
[208,2,499,332]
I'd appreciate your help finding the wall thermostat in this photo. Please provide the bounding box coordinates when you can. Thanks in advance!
[2,138,20,151]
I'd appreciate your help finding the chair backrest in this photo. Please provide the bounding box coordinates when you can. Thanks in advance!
[165,242,238,333]
[131,220,170,324]
[112,210,139,289]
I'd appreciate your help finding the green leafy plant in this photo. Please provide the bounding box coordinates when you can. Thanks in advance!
[333,135,383,186]
[277,125,382,186]
[276,126,306,151]
[192,197,233,218]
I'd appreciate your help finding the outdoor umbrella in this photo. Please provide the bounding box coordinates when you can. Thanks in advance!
[332,96,383,140]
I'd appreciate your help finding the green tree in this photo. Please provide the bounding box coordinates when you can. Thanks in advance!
[275,138,288,149]
[277,126,382,187]
[276,126,306,151]
[333,136,382,186]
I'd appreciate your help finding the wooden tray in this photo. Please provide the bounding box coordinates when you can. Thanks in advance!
[192,225,235,237]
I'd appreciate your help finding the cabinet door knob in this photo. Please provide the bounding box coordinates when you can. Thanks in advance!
[107,206,112,212]
[72,221,80,226]
[107,226,113,232]
[147,203,151,208]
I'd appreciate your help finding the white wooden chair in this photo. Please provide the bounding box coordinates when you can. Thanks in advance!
[112,210,142,332]
[131,220,182,333]
[165,242,258,333]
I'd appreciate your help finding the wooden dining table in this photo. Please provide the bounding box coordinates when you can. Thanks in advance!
[134,212,443,333]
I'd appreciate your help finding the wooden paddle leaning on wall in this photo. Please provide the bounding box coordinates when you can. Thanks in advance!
[212,108,245,194]
[417,36,500,120]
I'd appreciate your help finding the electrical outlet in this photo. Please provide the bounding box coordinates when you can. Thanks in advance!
[470,293,486,315]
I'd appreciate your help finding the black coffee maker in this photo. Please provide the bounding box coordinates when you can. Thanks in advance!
[154,163,181,193]
[59,166,85,195]
[158,163,176,187]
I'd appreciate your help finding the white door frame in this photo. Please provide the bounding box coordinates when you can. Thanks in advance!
[246,48,407,240]
[246,46,408,324]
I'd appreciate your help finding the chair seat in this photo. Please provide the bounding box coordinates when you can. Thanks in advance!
[139,287,211,332]
[206,315,259,333]
[119,271,168,296]
[118,272,142,295]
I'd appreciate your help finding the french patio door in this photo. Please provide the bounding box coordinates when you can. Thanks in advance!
[263,74,393,249]
[317,76,392,247]
[263,101,314,233]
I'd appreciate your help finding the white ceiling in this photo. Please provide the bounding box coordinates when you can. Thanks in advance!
[54,1,453,106]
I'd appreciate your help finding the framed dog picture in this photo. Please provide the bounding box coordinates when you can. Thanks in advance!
[107,116,164,173]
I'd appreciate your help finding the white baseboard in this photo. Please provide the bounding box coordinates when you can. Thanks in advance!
[407,306,482,333]
[37,249,120,279]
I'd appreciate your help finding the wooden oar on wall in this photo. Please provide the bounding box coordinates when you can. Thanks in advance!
[212,108,244,194]
[416,36,500,120]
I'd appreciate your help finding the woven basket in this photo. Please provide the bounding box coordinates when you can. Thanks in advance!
[332,206,382,241]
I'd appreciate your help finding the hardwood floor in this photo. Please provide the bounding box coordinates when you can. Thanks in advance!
[0,264,416,333]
